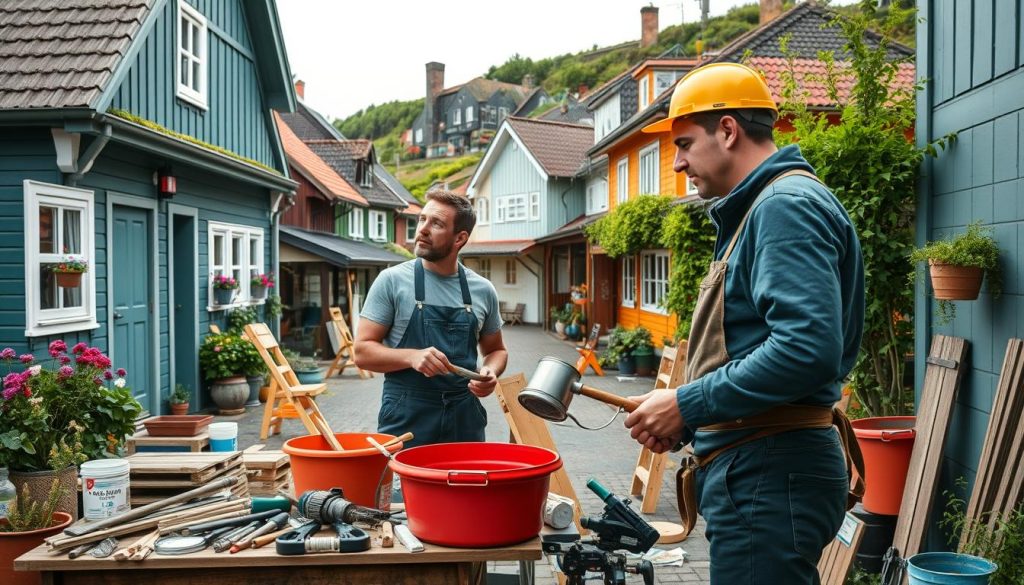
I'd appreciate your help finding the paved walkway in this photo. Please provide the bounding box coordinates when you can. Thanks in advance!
[225,325,710,584]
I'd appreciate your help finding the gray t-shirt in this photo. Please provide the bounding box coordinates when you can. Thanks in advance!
[360,260,503,349]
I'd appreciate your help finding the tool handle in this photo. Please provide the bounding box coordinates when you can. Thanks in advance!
[366,436,392,459]
[447,363,488,381]
[578,385,639,412]
[250,527,293,549]
[275,521,321,555]
[380,432,413,448]
[332,522,371,552]
[394,524,424,553]
[181,509,280,536]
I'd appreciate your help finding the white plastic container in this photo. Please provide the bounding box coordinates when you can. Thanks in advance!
[81,459,130,520]
[209,422,238,452]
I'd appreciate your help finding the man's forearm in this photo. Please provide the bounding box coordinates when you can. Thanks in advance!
[354,341,416,373]
[481,349,508,377]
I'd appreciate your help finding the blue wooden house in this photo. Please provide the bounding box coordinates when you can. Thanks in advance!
[0,0,297,415]
[916,0,1024,547]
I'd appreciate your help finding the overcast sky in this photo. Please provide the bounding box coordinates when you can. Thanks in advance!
[276,1,787,122]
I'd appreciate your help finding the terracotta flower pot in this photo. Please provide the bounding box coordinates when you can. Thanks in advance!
[928,261,983,300]
[169,402,189,415]
[0,511,73,585]
[54,271,82,288]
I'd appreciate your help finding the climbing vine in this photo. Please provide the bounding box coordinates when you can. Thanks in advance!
[661,203,715,339]
[585,196,674,258]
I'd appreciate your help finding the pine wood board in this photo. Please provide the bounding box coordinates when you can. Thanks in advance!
[241,450,290,471]
[126,452,243,483]
[129,469,249,505]
[890,335,968,561]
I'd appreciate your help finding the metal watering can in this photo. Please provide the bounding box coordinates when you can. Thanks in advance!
[519,357,639,423]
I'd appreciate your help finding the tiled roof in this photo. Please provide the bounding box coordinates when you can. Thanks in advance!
[506,117,593,178]
[461,239,535,256]
[304,140,407,209]
[0,0,152,109]
[281,225,407,267]
[274,112,366,206]
[538,96,594,125]
[279,101,341,141]
[438,77,530,104]
[712,2,913,63]
[749,56,916,108]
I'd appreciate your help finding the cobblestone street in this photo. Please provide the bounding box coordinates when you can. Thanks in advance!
[225,324,710,584]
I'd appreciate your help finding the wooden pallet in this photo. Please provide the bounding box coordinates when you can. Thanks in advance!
[126,452,243,484]
[248,476,292,497]
[129,469,250,505]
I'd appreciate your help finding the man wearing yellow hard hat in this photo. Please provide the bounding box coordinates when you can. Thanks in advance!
[624,62,866,583]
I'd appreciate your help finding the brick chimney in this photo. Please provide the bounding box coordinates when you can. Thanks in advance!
[424,62,445,146]
[640,5,659,49]
[759,0,783,24]
[294,79,305,100]
[522,74,534,90]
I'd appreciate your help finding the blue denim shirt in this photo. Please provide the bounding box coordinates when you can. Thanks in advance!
[676,145,865,456]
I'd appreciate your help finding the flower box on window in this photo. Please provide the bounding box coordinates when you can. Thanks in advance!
[50,255,87,289]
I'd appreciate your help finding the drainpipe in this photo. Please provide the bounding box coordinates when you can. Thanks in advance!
[270,191,289,336]
[66,123,113,186]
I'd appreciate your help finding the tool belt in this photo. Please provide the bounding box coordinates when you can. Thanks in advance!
[675,404,866,539]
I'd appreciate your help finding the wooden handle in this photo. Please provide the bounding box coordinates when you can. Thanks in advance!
[381,432,413,448]
[251,527,292,549]
[380,521,394,548]
[447,363,488,381]
[578,385,639,412]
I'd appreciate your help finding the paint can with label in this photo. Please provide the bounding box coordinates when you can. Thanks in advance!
[81,459,131,520]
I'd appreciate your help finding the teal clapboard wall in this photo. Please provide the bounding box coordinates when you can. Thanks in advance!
[916,0,1024,546]
[108,0,277,169]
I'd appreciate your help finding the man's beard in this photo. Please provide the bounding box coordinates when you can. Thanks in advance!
[415,240,452,262]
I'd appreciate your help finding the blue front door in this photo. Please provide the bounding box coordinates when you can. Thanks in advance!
[111,206,154,413]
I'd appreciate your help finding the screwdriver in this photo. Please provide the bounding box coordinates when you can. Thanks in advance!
[230,512,292,553]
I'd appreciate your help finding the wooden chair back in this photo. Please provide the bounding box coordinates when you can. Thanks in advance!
[246,322,302,389]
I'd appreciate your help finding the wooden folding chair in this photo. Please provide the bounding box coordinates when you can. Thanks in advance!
[818,513,866,585]
[575,323,604,376]
[244,323,341,449]
[325,307,373,379]
[629,343,687,513]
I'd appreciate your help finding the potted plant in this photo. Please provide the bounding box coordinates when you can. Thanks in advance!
[199,332,261,414]
[289,353,324,385]
[606,326,637,375]
[630,327,656,376]
[49,254,87,288]
[212,274,240,306]
[911,221,1001,322]
[550,306,571,337]
[168,384,190,415]
[250,273,274,301]
[0,479,73,585]
[0,341,141,522]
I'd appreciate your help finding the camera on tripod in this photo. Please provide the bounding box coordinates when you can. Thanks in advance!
[541,478,659,585]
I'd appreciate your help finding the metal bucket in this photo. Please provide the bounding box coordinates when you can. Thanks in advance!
[518,357,582,422]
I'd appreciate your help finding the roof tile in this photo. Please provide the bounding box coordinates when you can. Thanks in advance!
[274,112,367,206]
[506,117,593,178]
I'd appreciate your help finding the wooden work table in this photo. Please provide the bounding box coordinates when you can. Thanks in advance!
[16,537,542,585]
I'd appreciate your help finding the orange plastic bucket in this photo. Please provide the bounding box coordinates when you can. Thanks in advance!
[851,416,916,516]
[282,432,402,508]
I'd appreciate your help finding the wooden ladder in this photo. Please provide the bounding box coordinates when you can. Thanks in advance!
[324,307,373,379]
[629,343,687,513]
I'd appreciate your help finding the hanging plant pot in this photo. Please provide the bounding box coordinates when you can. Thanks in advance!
[250,284,268,300]
[54,271,83,288]
[213,288,236,305]
[928,261,983,300]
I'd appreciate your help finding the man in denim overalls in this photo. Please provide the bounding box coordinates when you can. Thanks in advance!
[624,64,866,584]
[355,190,508,448]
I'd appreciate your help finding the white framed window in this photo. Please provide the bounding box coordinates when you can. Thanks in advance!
[477,197,489,225]
[686,174,698,196]
[498,106,509,122]
[529,192,540,221]
[406,216,417,240]
[621,255,636,308]
[176,1,207,109]
[639,75,650,111]
[208,221,264,309]
[23,181,98,337]
[639,141,660,195]
[586,178,608,214]
[452,108,462,126]
[496,194,527,222]
[478,258,491,280]
[465,106,474,124]
[348,207,364,238]
[641,251,670,314]
[360,163,373,188]
[655,70,682,97]
[616,156,629,204]
[369,210,387,241]
[415,128,423,144]
[505,259,517,285]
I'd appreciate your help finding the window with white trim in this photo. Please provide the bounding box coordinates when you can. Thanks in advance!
[638,75,650,111]
[369,210,387,241]
[621,255,636,308]
[465,106,474,124]
[641,251,670,313]
[655,70,682,97]
[478,258,491,280]
[638,142,660,195]
[452,107,462,126]
[406,216,417,240]
[586,178,608,214]
[415,128,423,144]
[348,207,364,238]
[208,221,264,308]
[496,194,527,222]
[686,174,698,196]
[176,1,207,109]
[477,197,489,225]
[529,192,540,221]
[505,259,517,285]
[23,181,97,336]
[616,157,629,204]
[360,163,373,188]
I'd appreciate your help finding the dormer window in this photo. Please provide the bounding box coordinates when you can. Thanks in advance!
[176,1,207,109]
[452,108,462,126]
[360,162,372,188]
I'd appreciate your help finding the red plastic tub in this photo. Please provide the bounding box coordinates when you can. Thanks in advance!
[389,442,562,547]
[851,416,916,516]
[283,432,402,509]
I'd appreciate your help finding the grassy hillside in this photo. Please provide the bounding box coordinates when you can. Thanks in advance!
[385,154,482,200]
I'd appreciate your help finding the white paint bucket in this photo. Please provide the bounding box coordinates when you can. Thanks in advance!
[81,458,131,520]
[209,422,238,451]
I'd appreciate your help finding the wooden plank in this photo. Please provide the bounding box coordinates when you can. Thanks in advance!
[818,513,865,585]
[890,335,968,561]
[129,459,244,487]
[495,374,585,533]
[127,452,243,482]
[241,450,289,470]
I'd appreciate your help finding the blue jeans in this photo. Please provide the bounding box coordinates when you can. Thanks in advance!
[696,428,848,584]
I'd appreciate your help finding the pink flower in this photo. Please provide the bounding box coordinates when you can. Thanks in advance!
[48,340,67,355]
[0,348,16,360]
[58,366,73,379]
[116,368,126,377]
[19,354,34,364]
[214,346,222,353]
[103,370,113,380]
[2,386,16,400]
[71,342,87,354]
[59,355,71,364]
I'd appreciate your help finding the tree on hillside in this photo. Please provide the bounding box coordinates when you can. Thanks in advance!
[335,98,423,140]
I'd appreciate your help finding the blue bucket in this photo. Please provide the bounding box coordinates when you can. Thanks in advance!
[907,552,997,585]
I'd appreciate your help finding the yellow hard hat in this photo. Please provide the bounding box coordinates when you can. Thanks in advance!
[642,62,778,134]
